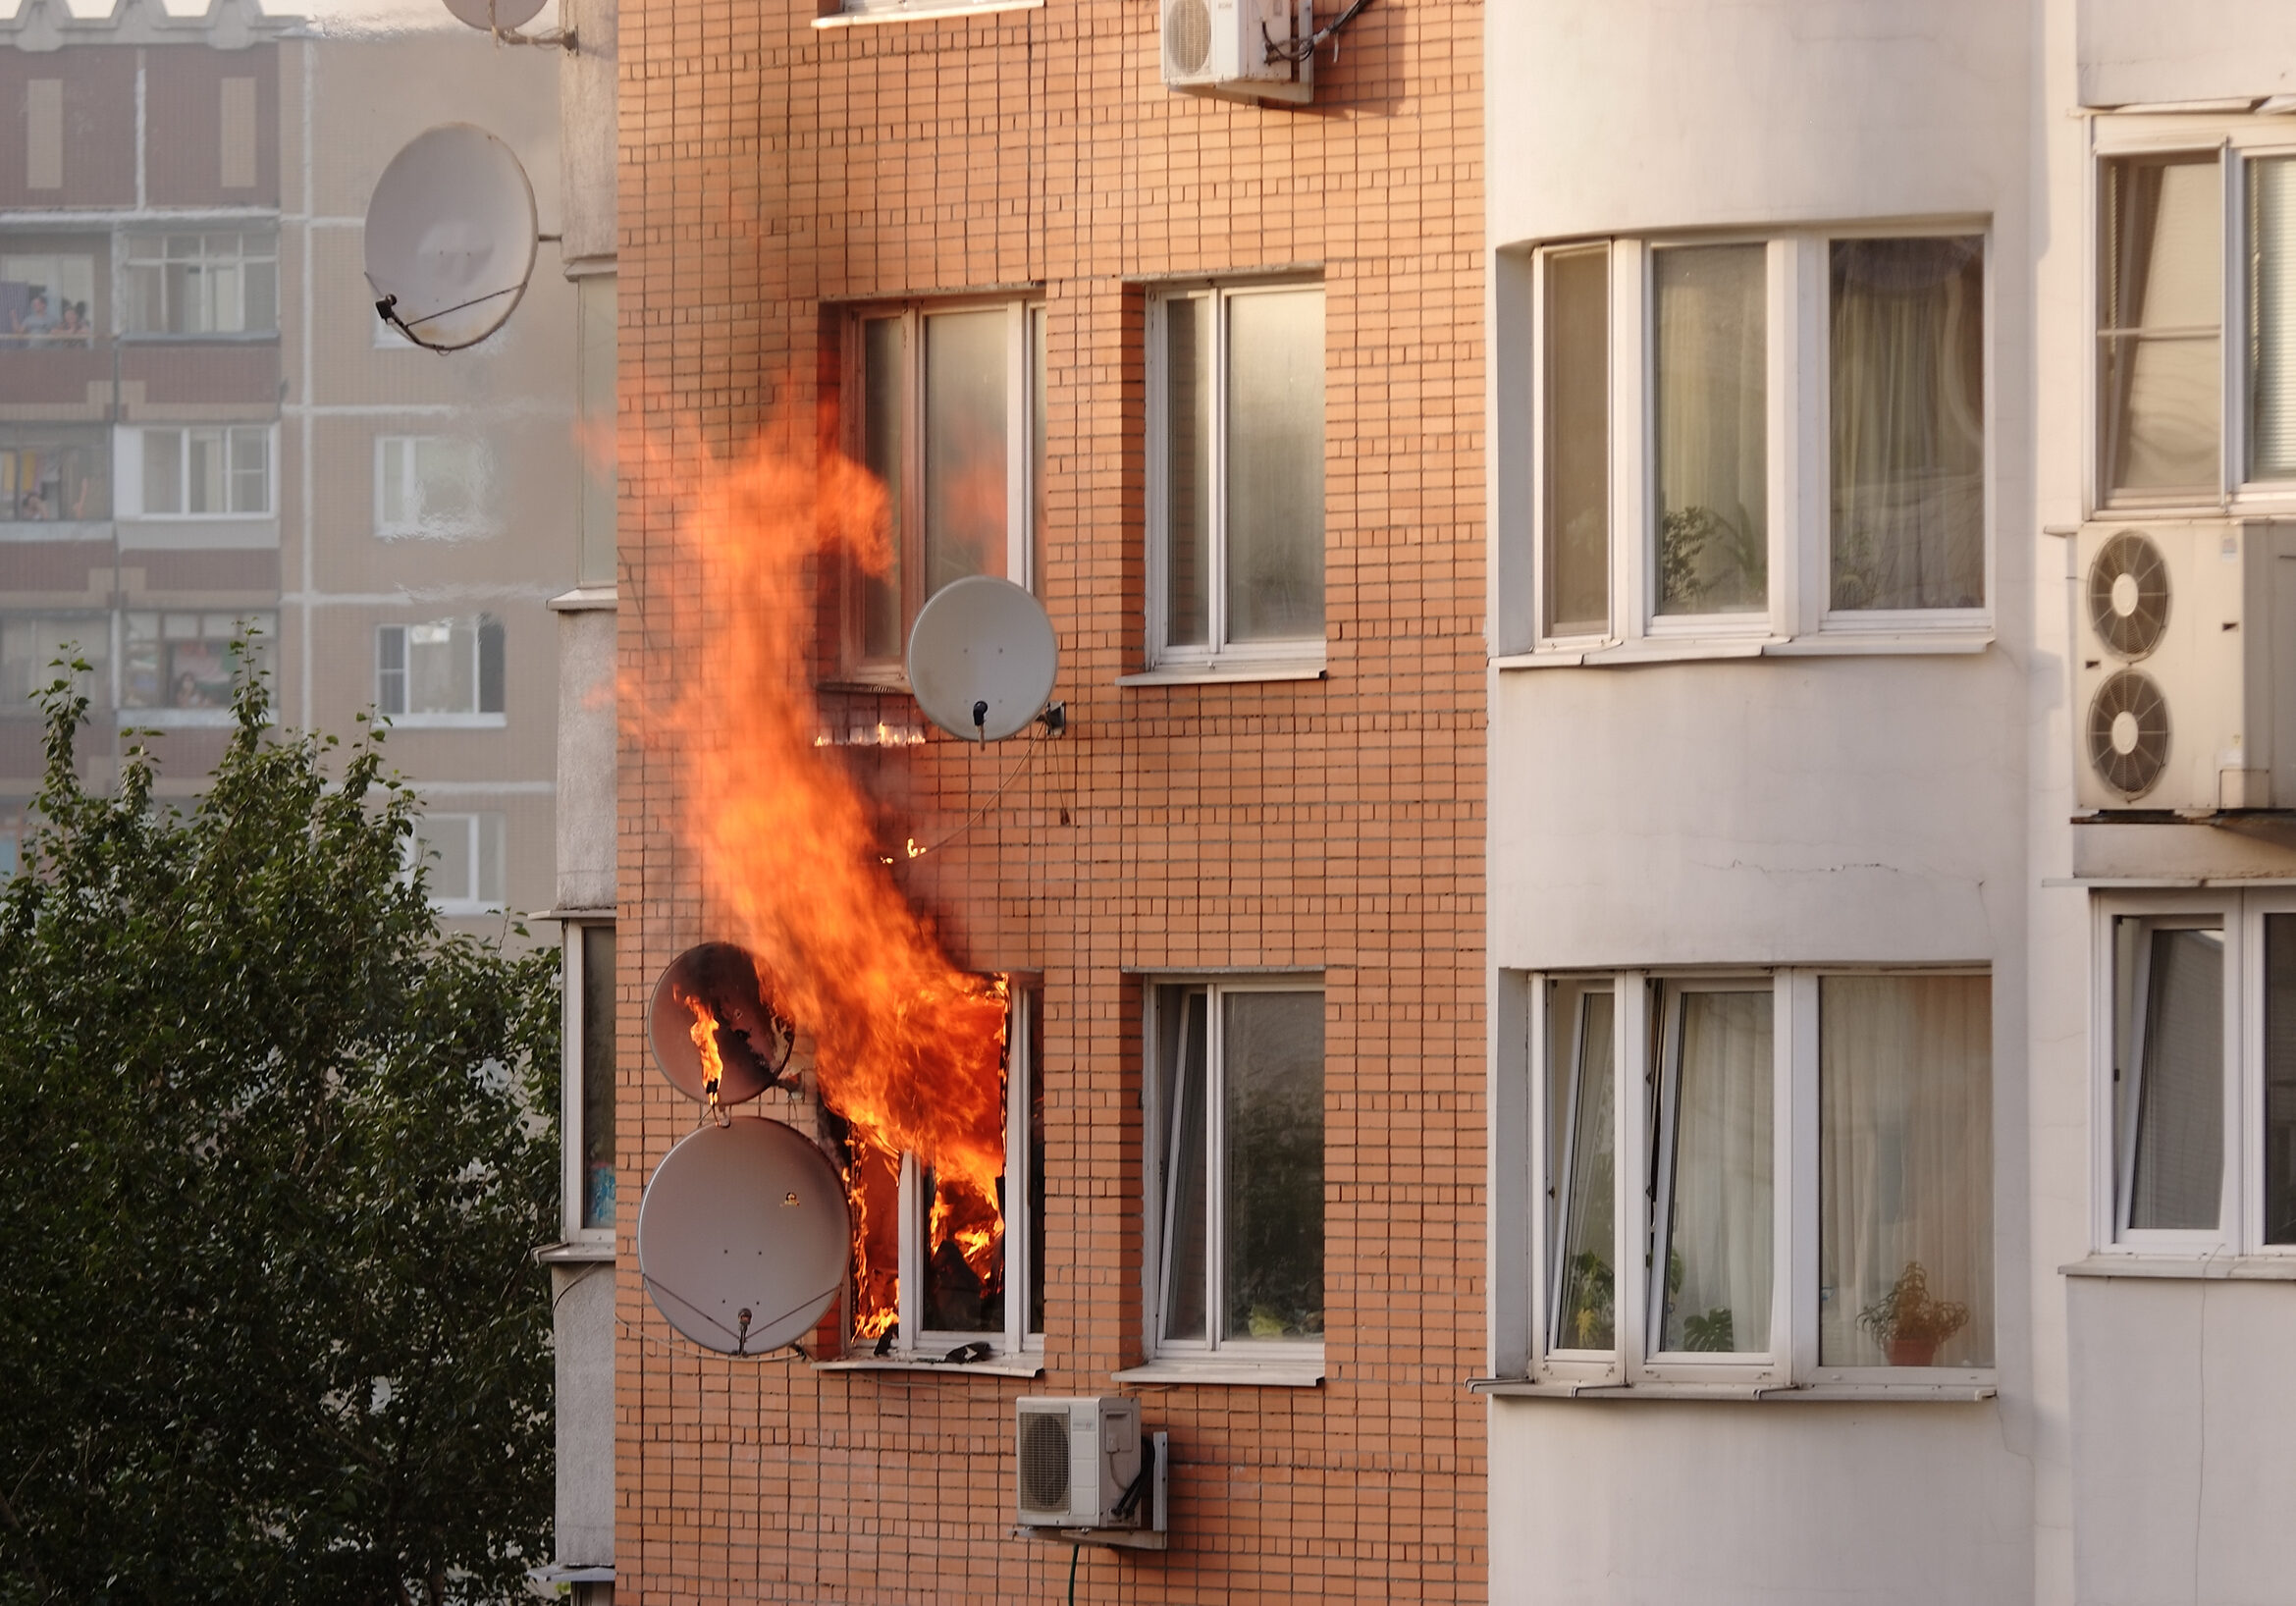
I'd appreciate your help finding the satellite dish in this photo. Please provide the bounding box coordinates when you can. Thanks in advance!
[637,1117,849,1356]
[649,941,795,1107]
[363,125,538,352]
[442,0,548,29]
[906,575,1058,742]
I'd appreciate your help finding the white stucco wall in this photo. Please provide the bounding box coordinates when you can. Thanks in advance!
[1485,4,2042,1602]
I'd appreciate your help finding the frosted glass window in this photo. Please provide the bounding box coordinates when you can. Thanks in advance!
[1830,237,1986,611]
[2101,155,2221,497]
[923,309,1008,598]
[1818,975,1992,1367]
[1655,245,1766,616]
[1544,245,1610,636]
[1654,988,1773,1354]
[2113,920,2224,1232]
[1550,984,1617,1352]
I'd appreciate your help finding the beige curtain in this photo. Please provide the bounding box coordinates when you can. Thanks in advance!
[1819,976,1992,1366]
[1659,989,1773,1353]
[1655,245,1767,615]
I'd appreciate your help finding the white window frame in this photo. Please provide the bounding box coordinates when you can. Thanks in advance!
[839,298,1040,678]
[401,811,505,917]
[375,616,506,728]
[119,229,278,337]
[373,435,491,541]
[873,980,1042,1358]
[118,424,274,518]
[561,920,616,1247]
[0,611,109,716]
[1145,279,1328,675]
[2090,888,2296,1260]
[117,609,273,725]
[1140,975,1327,1367]
[1524,967,1996,1392]
[1522,226,1994,662]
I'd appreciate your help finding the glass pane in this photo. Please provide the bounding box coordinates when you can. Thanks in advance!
[2102,155,2221,495]
[1544,245,1610,635]
[1223,288,1324,644]
[576,276,619,586]
[2266,916,2296,1244]
[143,430,181,514]
[1157,988,1209,1343]
[923,1160,1003,1333]
[2122,925,2224,1231]
[406,618,473,715]
[923,308,1008,599]
[1161,294,1214,648]
[1655,244,1767,615]
[187,430,227,513]
[859,317,904,661]
[1221,990,1323,1340]
[475,814,504,905]
[2252,158,2296,479]
[1819,975,1992,1366]
[1028,987,1045,1334]
[579,925,617,1229]
[1658,990,1773,1354]
[231,429,267,514]
[1553,989,1617,1351]
[1829,238,1986,611]
[420,816,475,903]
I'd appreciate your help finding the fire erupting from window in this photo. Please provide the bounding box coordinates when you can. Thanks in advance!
[626,423,1014,1345]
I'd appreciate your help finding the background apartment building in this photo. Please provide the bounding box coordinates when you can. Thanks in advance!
[0,0,571,934]
[1482,3,2296,1603]
[611,0,1485,1599]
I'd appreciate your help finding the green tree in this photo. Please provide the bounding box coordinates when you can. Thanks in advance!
[0,656,559,1606]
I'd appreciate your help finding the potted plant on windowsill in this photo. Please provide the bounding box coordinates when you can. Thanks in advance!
[1855,1260,1969,1367]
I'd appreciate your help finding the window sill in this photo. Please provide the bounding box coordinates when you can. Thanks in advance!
[1495,630,1993,670]
[2061,1254,2296,1281]
[1116,662,1327,688]
[533,1239,614,1264]
[548,585,617,613]
[385,713,508,730]
[812,0,1041,27]
[1468,1377,1997,1403]
[1111,1358,1324,1388]
[117,708,238,727]
[815,1352,1044,1377]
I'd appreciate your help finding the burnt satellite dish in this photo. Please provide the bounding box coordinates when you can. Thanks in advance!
[363,125,538,351]
[649,941,795,1107]
[906,575,1058,742]
[442,0,548,29]
[637,1117,849,1356]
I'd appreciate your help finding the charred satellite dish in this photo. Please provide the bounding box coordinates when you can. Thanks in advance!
[637,1118,849,1356]
[649,941,795,1107]
[906,575,1058,742]
[363,124,538,352]
[442,0,548,29]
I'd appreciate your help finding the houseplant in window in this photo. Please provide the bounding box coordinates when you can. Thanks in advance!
[1856,1259,1969,1366]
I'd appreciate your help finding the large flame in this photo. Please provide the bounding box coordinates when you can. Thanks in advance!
[680,989,725,1105]
[629,419,1012,1342]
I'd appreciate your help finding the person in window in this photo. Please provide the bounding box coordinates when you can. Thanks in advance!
[17,490,47,520]
[11,292,57,343]
[56,301,88,344]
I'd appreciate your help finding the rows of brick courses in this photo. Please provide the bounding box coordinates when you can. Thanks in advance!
[618,0,1487,1597]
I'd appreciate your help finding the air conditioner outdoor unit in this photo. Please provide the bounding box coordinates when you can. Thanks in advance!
[1014,1397,1143,1528]
[1159,0,1312,104]
[2073,518,2296,813]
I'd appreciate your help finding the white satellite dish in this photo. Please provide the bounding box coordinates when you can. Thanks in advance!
[442,0,548,29]
[906,575,1058,742]
[363,125,538,352]
[637,1118,850,1357]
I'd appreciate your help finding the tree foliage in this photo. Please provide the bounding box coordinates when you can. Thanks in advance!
[0,660,559,1606]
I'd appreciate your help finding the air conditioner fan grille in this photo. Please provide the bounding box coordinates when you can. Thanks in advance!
[2087,668,2172,800]
[1017,1411,1072,1517]
[2086,529,2171,660]
[1163,0,1212,77]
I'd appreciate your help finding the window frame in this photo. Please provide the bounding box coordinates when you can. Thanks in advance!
[373,434,492,542]
[2090,116,2296,513]
[871,979,1043,1358]
[1140,974,1327,1367]
[1523,966,1996,1392]
[118,609,273,724]
[375,616,506,728]
[401,810,506,917]
[119,229,279,339]
[1145,277,1329,674]
[0,611,110,717]
[837,296,1041,682]
[123,424,274,519]
[2091,888,2296,1260]
[561,920,616,1247]
[1523,225,1994,660]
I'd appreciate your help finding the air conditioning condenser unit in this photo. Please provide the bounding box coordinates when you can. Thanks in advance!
[1014,1396,1151,1529]
[1159,0,1313,103]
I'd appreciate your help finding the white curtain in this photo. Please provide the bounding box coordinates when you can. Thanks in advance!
[1660,990,1773,1353]
[1819,976,1993,1366]
[1654,244,1767,615]
[1829,238,1986,611]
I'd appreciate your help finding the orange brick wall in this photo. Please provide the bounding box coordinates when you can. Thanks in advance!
[615,1,1488,1598]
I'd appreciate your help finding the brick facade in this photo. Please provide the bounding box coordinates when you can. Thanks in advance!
[616,1,1487,1597]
